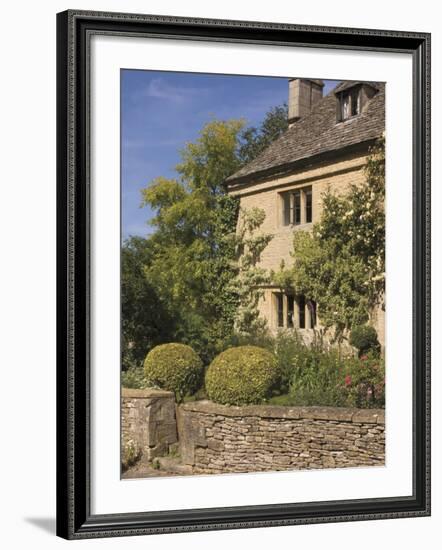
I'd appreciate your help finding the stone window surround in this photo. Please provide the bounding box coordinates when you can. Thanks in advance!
[279,185,313,227]
[337,86,361,121]
[335,82,378,124]
[274,291,316,330]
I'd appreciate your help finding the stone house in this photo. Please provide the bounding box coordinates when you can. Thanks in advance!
[225,79,385,346]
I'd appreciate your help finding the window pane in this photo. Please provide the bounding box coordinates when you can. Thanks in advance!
[351,89,360,116]
[342,92,350,119]
[298,295,305,329]
[305,188,312,223]
[307,300,316,328]
[287,295,294,328]
[276,294,284,327]
[282,193,291,225]
[294,190,301,225]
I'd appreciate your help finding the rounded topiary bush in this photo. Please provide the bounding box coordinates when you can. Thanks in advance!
[143,343,203,398]
[205,346,279,405]
[350,325,380,357]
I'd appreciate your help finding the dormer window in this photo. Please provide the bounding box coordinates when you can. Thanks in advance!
[335,81,378,123]
[337,86,361,121]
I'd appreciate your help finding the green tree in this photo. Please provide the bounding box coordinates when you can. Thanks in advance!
[121,236,175,370]
[123,106,286,366]
[139,120,244,363]
[238,104,288,164]
[276,137,385,341]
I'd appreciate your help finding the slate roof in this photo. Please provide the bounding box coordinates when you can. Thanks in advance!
[226,81,385,187]
[333,80,379,94]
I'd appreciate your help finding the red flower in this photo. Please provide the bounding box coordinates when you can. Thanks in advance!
[345,375,352,387]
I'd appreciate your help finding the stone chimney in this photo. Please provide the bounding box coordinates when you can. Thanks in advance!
[288,79,324,126]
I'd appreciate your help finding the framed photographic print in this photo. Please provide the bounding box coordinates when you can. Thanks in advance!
[56,9,431,539]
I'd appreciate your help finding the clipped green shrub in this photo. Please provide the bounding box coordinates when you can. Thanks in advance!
[143,343,203,399]
[350,325,380,357]
[205,346,279,405]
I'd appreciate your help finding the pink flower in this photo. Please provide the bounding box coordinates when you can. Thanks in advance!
[345,375,352,387]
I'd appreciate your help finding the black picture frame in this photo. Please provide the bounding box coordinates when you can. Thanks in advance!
[56,9,431,540]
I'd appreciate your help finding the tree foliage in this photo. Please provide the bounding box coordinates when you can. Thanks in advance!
[277,137,385,340]
[121,237,176,370]
[122,107,284,367]
[238,104,288,164]
[137,120,244,363]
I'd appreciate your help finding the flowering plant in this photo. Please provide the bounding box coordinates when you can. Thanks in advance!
[343,352,385,408]
[279,137,385,342]
[286,337,384,409]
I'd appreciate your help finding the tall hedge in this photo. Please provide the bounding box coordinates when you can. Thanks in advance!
[143,343,203,398]
[205,345,279,405]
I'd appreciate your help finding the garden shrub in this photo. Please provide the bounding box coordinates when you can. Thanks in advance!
[182,386,208,403]
[121,366,148,389]
[288,346,385,409]
[220,331,304,396]
[270,331,306,394]
[224,329,275,352]
[342,353,385,408]
[289,346,349,407]
[205,345,279,405]
[143,343,203,399]
[350,324,381,357]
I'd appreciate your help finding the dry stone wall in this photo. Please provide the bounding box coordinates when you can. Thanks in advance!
[177,401,385,474]
[121,388,177,460]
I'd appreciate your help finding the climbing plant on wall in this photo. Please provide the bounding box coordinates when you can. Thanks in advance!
[276,136,385,341]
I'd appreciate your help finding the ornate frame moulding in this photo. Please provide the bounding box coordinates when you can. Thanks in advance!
[56,9,430,539]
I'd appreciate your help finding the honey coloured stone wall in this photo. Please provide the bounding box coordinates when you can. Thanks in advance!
[231,152,369,274]
[228,150,385,347]
[122,388,178,460]
[177,401,385,474]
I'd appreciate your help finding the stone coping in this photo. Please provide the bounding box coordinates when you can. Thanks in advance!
[180,400,385,425]
[122,387,174,399]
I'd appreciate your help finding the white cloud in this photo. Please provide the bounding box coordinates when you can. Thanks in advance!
[137,77,210,104]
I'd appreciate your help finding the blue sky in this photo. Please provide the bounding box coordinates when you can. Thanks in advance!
[121,70,337,239]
